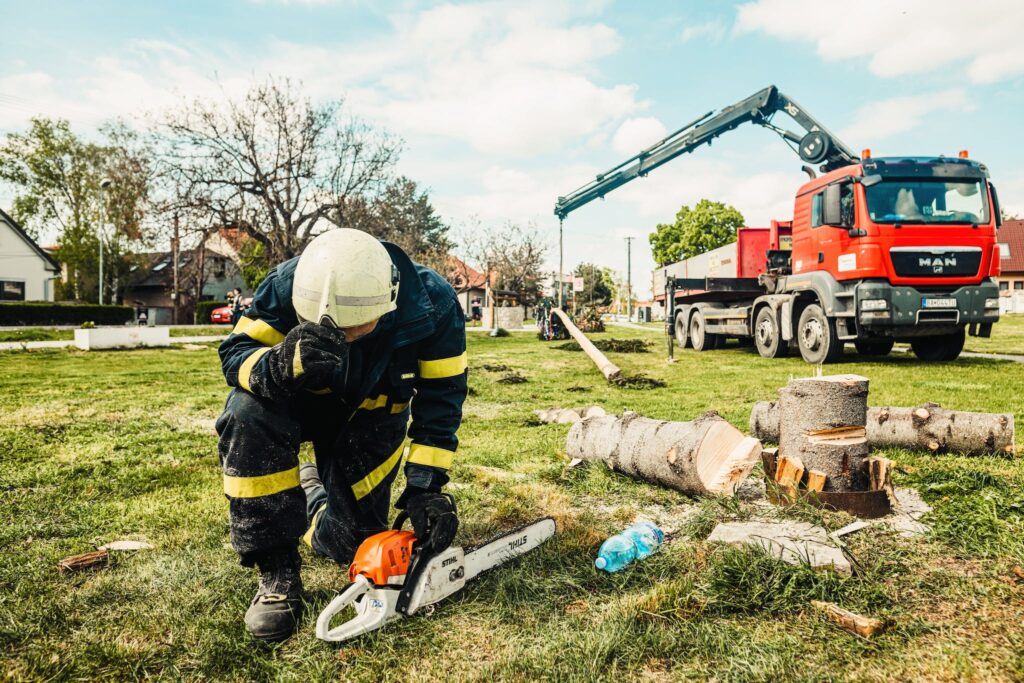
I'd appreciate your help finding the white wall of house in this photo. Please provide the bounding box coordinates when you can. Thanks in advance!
[0,218,58,301]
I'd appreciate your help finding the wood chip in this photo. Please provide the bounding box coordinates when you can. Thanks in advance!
[811,600,886,638]
[806,470,827,493]
[58,549,109,574]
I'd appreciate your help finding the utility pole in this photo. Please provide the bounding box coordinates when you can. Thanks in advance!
[98,179,113,305]
[171,212,180,325]
[624,236,633,322]
[557,218,564,309]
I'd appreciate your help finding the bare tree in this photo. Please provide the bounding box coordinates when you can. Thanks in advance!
[455,220,547,313]
[152,78,400,265]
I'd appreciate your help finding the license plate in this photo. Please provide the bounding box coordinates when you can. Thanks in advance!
[922,297,957,309]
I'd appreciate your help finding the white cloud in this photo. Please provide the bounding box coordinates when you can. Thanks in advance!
[840,88,969,143]
[680,20,726,44]
[612,117,667,155]
[735,0,1024,83]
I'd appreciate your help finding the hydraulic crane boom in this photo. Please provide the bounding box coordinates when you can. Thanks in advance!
[554,85,858,220]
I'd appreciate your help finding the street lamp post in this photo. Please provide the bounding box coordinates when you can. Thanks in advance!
[99,178,114,305]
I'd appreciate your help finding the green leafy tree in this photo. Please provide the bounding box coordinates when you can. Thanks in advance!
[574,262,612,306]
[0,118,150,302]
[648,199,745,266]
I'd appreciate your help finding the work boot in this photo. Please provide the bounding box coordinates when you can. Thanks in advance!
[299,462,323,499]
[245,547,303,642]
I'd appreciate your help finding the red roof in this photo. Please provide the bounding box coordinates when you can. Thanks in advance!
[447,256,488,290]
[999,220,1024,274]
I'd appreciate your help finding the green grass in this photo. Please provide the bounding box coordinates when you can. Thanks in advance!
[2,329,1024,681]
[964,313,1024,355]
[0,326,230,343]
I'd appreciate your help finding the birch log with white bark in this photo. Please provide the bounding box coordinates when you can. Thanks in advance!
[750,401,1015,455]
[565,411,762,496]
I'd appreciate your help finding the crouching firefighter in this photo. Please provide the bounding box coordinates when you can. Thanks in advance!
[215,229,467,642]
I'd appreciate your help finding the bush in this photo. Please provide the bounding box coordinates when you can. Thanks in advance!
[195,300,228,325]
[0,302,133,326]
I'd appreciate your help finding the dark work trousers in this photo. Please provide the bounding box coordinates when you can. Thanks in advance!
[215,388,408,567]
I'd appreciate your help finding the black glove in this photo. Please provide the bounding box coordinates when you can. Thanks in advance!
[396,488,458,553]
[256,322,349,397]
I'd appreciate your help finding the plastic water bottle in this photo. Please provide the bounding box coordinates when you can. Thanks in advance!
[594,522,665,572]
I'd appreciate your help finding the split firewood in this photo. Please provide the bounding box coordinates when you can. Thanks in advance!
[58,549,109,574]
[774,455,805,502]
[750,401,1015,456]
[777,375,870,491]
[867,456,894,495]
[811,600,886,639]
[551,308,621,382]
[565,410,761,496]
[806,470,827,493]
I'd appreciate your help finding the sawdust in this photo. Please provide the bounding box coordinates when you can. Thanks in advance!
[610,374,666,389]
[555,338,652,353]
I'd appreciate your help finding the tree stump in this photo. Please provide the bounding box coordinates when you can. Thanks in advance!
[777,375,870,492]
[565,411,762,496]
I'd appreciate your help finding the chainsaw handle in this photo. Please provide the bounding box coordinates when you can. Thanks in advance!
[315,575,399,644]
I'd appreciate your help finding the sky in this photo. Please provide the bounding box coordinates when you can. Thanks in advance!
[2,0,1023,296]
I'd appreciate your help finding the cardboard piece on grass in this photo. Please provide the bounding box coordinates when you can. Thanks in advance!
[98,540,155,552]
[707,520,851,574]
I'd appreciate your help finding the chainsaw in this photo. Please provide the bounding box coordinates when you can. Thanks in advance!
[316,513,556,643]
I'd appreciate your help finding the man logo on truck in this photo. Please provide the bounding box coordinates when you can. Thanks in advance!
[919,256,957,273]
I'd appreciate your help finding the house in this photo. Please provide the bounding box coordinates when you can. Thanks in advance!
[997,219,1024,313]
[0,209,60,301]
[447,255,488,318]
[122,228,247,324]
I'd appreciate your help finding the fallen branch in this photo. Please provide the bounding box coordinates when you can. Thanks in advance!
[565,410,761,496]
[750,401,1015,455]
[551,308,621,382]
[58,549,109,575]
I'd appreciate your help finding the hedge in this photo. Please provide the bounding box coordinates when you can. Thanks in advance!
[195,301,229,325]
[0,302,134,326]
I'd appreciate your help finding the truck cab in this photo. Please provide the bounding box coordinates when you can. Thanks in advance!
[776,156,1001,361]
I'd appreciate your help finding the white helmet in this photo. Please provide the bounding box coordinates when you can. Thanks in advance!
[292,229,399,328]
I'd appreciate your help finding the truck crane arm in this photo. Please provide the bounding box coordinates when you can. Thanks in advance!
[554,85,858,220]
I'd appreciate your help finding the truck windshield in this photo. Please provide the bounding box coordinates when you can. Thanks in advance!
[865,179,990,224]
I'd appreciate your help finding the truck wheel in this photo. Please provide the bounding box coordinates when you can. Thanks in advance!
[689,311,720,352]
[854,338,894,357]
[911,328,965,362]
[754,307,788,359]
[796,303,844,364]
[674,313,690,348]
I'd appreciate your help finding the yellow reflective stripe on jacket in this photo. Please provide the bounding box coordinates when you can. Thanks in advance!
[390,400,410,414]
[351,443,406,501]
[231,316,286,347]
[238,347,272,392]
[358,394,388,411]
[223,465,300,498]
[418,351,468,379]
[407,443,455,469]
[302,504,326,547]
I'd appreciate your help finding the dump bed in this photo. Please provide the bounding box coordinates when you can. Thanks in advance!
[652,227,774,298]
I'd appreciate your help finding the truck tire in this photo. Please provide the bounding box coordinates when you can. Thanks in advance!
[796,303,844,364]
[689,311,721,352]
[754,307,788,359]
[674,313,690,348]
[854,338,894,357]
[911,328,965,362]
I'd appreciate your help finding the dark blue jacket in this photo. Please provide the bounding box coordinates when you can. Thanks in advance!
[219,241,467,494]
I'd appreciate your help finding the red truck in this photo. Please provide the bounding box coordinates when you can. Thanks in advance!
[556,86,1003,363]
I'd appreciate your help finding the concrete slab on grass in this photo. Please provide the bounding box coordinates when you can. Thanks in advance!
[707,520,851,574]
[74,326,170,350]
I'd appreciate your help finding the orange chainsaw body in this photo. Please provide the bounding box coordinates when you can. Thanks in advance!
[348,529,416,586]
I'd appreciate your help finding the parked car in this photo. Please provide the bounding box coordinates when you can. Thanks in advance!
[210,297,252,324]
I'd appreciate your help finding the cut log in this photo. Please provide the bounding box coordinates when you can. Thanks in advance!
[811,600,886,639]
[750,401,1015,456]
[778,375,870,492]
[565,410,761,496]
[551,308,621,382]
[534,406,607,424]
